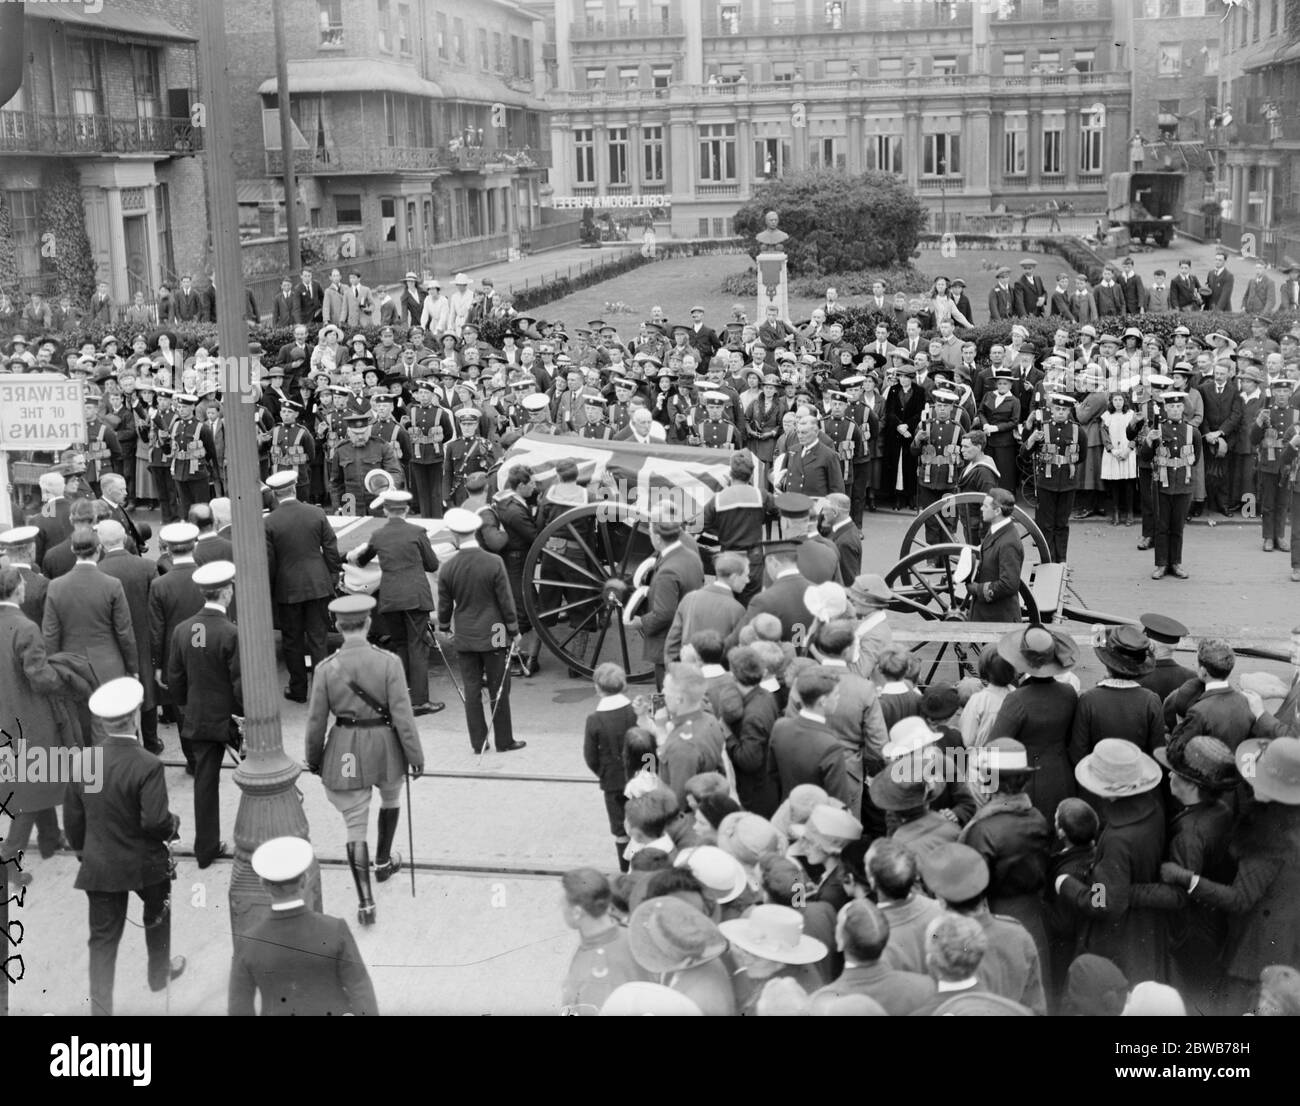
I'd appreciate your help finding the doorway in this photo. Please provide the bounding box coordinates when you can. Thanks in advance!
[124,214,152,298]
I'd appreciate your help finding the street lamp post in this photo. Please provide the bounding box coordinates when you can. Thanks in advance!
[196,0,321,938]
[938,157,947,232]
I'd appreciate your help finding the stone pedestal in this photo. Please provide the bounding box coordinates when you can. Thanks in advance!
[756,251,789,324]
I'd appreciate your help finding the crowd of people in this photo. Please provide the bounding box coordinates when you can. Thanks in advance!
[2,247,1300,1017]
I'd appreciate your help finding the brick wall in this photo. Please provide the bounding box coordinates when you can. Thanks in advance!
[1132,13,1221,142]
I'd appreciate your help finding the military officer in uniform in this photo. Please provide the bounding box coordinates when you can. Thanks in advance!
[910,388,965,552]
[579,394,614,440]
[522,391,567,435]
[168,393,217,516]
[822,389,865,511]
[81,394,123,496]
[1252,376,1297,554]
[1141,389,1202,580]
[1022,392,1083,563]
[229,836,378,1016]
[65,676,186,1017]
[608,377,639,432]
[305,594,425,926]
[696,391,741,449]
[331,411,403,517]
[269,398,316,502]
[444,407,499,508]
[407,378,455,518]
[0,525,48,625]
[369,392,411,483]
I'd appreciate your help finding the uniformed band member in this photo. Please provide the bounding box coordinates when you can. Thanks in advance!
[65,676,186,1017]
[408,378,456,518]
[1022,392,1083,563]
[169,392,217,516]
[229,836,378,1016]
[331,410,404,517]
[1141,389,1203,580]
[268,399,316,501]
[444,407,499,508]
[1252,376,1296,554]
[911,388,964,551]
[305,594,425,926]
[697,391,740,449]
[436,508,526,754]
[580,394,614,439]
[81,394,123,495]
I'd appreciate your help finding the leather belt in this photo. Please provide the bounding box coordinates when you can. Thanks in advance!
[333,716,389,728]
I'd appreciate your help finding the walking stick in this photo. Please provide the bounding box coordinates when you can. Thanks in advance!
[431,627,468,706]
[481,637,520,759]
[404,770,416,898]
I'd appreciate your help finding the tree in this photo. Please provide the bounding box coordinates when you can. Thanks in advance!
[0,194,19,297]
[38,162,97,304]
[732,170,927,277]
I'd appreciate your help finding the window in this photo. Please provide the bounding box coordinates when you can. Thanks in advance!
[5,190,39,275]
[698,123,736,182]
[825,1,845,28]
[642,125,664,182]
[717,63,746,84]
[1080,112,1104,173]
[811,137,846,170]
[698,218,709,237]
[878,58,903,80]
[720,3,741,33]
[772,1,796,27]
[1158,0,1178,14]
[824,59,849,79]
[584,0,603,32]
[1272,0,1280,33]
[318,0,343,47]
[1158,100,1180,139]
[575,128,595,183]
[1072,49,1094,74]
[132,47,160,120]
[619,67,639,89]
[1204,42,1219,76]
[1042,111,1064,174]
[867,133,903,174]
[1035,50,1060,73]
[585,67,606,90]
[69,37,102,131]
[1,88,26,142]
[453,18,465,63]
[522,39,533,78]
[998,0,1022,16]
[754,136,791,179]
[436,12,448,59]
[377,0,392,50]
[652,66,672,89]
[397,4,411,53]
[478,29,489,70]
[334,193,362,224]
[773,61,795,83]
[923,132,960,176]
[1003,113,1027,176]
[932,57,958,76]
[1042,0,1059,15]
[1253,0,1260,41]
[1158,44,1181,75]
[1003,52,1026,76]
[1180,0,1205,13]
[608,128,629,184]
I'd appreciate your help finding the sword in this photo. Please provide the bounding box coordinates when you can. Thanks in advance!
[481,637,520,759]
[430,626,467,706]
[404,771,416,898]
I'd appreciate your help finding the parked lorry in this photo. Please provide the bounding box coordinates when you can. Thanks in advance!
[1107,171,1184,246]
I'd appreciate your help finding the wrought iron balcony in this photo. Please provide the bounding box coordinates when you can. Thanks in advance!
[0,111,201,156]
[447,145,552,171]
[569,18,684,40]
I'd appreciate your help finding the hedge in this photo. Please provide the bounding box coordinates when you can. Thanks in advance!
[720,264,935,299]
[916,232,1111,284]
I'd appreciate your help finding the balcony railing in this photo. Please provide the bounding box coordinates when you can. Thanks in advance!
[708,5,972,35]
[1077,173,1104,187]
[262,144,551,176]
[569,18,684,40]
[0,111,201,156]
[1211,119,1300,146]
[696,183,739,197]
[448,145,552,171]
[917,177,963,193]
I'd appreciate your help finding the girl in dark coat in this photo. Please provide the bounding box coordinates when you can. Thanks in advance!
[990,626,1080,821]
[1069,625,1165,763]
[745,377,787,467]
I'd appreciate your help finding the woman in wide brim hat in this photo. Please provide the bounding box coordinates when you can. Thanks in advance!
[997,624,1077,677]
[1093,623,1155,678]
[1071,623,1164,782]
[1152,734,1238,794]
[627,896,734,1016]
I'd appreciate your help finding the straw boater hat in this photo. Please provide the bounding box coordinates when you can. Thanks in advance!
[599,982,703,1017]
[673,846,749,904]
[997,624,1077,677]
[977,737,1040,778]
[719,905,828,966]
[1234,736,1300,806]
[1094,624,1155,678]
[1153,736,1238,793]
[1074,738,1162,799]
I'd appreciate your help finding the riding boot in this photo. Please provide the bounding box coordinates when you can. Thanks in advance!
[346,841,376,925]
[616,840,630,873]
[374,808,402,883]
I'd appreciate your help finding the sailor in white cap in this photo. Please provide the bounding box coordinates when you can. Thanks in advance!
[150,521,204,735]
[167,560,240,869]
[911,387,964,550]
[65,675,186,1015]
[0,525,46,624]
[697,390,741,450]
[168,390,217,517]
[522,390,564,435]
[229,836,378,1016]
[436,507,526,753]
[305,594,425,925]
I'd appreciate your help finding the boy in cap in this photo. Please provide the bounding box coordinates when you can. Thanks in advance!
[229,836,378,1015]
[306,594,425,924]
[65,676,186,1016]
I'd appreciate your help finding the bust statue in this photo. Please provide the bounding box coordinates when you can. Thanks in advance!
[755,210,789,252]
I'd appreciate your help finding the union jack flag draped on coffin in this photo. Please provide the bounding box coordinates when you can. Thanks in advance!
[495,432,745,524]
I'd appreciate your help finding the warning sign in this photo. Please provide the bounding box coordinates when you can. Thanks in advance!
[0,375,86,450]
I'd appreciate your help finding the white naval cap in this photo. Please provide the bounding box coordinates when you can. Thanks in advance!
[0,525,39,545]
[89,676,145,720]
[265,470,298,490]
[251,836,314,883]
[522,393,550,412]
[159,522,200,545]
[444,508,483,534]
[192,560,236,588]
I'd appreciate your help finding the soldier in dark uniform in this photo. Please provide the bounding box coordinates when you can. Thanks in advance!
[65,676,186,1017]
[444,407,499,508]
[331,411,403,517]
[313,387,349,509]
[910,388,964,552]
[1252,375,1297,554]
[840,374,879,523]
[1137,613,1197,703]
[701,451,777,606]
[229,836,377,1016]
[608,377,639,432]
[269,399,316,502]
[369,393,411,486]
[697,391,741,449]
[1022,392,1083,563]
[579,394,614,440]
[305,594,425,926]
[822,389,864,507]
[81,395,123,496]
[1140,389,1202,580]
[407,377,456,518]
[1127,374,1169,552]
[493,464,542,676]
[168,393,217,516]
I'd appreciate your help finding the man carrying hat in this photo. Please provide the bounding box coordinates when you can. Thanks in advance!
[64,676,186,1015]
[436,508,526,753]
[331,411,403,517]
[229,836,378,1015]
[306,594,424,925]
[631,504,706,690]
[167,560,241,869]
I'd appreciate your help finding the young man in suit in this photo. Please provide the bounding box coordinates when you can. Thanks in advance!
[630,505,706,690]
[688,305,719,364]
[1146,269,1172,313]
[1092,265,1125,318]
[88,280,115,324]
[65,676,186,1016]
[43,526,137,689]
[436,508,526,753]
[169,275,203,323]
[1170,258,1203,311]
[987,267,1014,321]
[970,489,1023,623]
[1117,256,1147,315]
[1048,273,1074,319]
[1205,249,1235,312]
[822,492,862,583]
[1241,260,1276,314]
[271,277,295,328]
[728,542,814,647]
[1011,258,1047,317]
[167,560,241,869]
[1279,265,1300,312]
[347,491,442,715]
[1197,361,1244,516]
[229,836,378,1013]
[292,267,323,325]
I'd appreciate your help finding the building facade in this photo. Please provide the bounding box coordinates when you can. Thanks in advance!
[0,0,206,302]
[544,0,1133,237]
[225,0,551,270]
[1129,0,1222,145]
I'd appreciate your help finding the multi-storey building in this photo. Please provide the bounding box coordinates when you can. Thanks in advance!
[1129,0,1221,145]
[225,0,551,268]
[543,0,1133,237]
[1207,0,1300,261]
[0,0,206,301]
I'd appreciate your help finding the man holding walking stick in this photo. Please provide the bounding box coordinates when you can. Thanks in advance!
[435,509,527,755]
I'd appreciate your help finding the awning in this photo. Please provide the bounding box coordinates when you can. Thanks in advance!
[1157,113,1178,128]
[1244,40,1300,71]
[24,1,196,42]
[258,59,443,98]
[1143,140,1216,173]
[436,72,546,110]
